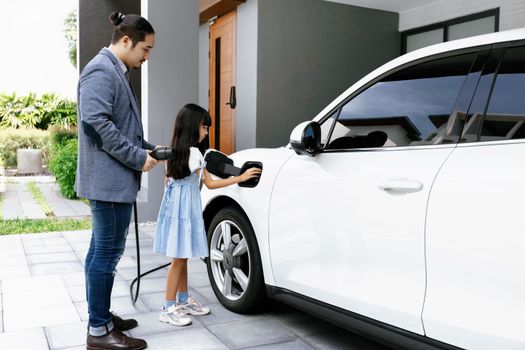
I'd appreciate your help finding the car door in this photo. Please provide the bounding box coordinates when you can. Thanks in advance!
[423,43,525,349]
[268,49,485,334]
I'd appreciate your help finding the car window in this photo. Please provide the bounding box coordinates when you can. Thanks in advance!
[478,46,525,142]
[325,52,478,150]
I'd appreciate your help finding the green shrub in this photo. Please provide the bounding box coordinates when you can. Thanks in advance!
[0,92,77,130]
[49,138,78,199]
[49,125,78,150]
[0,128,50,167]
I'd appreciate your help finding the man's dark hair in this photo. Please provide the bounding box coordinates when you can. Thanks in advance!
[109,12,155,47]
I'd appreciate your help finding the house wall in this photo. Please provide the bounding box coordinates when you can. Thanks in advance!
[79,0,141,102]
[235,0,259,151]
[137,0,199,221]
[400,0,525,31]
[256,0,400,148]
[198,25,209,110]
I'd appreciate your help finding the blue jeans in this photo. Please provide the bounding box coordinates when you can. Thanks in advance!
[85,200,133,328]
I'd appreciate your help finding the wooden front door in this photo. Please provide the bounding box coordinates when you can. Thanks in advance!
[209,11,236,154]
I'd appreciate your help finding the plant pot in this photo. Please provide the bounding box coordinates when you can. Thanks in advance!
[17,148,43,174]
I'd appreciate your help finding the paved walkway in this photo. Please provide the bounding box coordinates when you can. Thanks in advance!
[0,176,90,220]
[0,224,391,350]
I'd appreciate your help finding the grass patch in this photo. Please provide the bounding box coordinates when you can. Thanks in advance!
[27,181,54,217]
[0,218,91,235]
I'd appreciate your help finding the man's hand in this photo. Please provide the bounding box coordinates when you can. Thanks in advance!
[141,153,158,172]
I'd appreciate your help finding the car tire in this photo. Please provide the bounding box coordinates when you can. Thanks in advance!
[206,206,266,313]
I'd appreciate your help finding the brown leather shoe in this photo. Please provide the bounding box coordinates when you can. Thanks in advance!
[112,312,138,331]
[86,328,147,350]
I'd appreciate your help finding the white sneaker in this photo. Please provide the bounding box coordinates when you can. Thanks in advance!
[178,297,211,316]
[159,305,192,326]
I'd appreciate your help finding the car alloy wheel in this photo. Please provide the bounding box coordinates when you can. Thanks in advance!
[206,207,266,313]
[209,219,251,301]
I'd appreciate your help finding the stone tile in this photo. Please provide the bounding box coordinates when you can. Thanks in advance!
[208,318,295,349]
[24,244,73,255]
[67,280,129,302]
[69,242,89,253]
[30,261,84,276]
[0,254,27,268]
[114,256,139,269]
[44,320,88,350]
[187,287,215,305]
[125,277,166,294]
[0,327,49,350]
[266,304,337,337]
[20,231,63,239]
[67,200,91,216]
[67,285,87,302]
[188,258,208,274]
[4,285,80,332]
[2,202,25,220]
[75,296,149,321]
[26,252,80,264]
[0,265,30,279]
[188,272,212,288]
[241,339,316,350]
[0,280,3,332]
[124,244,158,258]
[304,328,392,350]
[49,201,76,217]
[198,303,267,327]
[194,286,220,305]
[3,278,72,311]
[62,230,92,243]
[127,311,190,338]
[60,271,86,287]
[137,291,165,312]
[126,253,172,267]
[117,266,168,281]
[20,201,47,219]
[140,325,228,350]
[0,236,24,257]
[112,280,133,298]
[2,274,64,294]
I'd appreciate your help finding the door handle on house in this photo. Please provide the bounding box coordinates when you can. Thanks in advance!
[378,178,423,193]
[226,86,236,109]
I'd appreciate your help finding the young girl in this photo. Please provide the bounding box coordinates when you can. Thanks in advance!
[154,103,261,326]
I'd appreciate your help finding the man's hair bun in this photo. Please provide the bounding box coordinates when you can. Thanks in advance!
[109,12,126,26]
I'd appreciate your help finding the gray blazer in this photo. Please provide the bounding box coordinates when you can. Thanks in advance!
[75,48,155,203]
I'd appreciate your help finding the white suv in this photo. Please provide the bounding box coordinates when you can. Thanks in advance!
[201,28,525,350]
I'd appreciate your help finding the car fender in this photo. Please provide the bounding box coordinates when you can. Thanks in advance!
[201,147,295,286]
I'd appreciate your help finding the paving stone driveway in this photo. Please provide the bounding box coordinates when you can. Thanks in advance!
[0,224,392,349]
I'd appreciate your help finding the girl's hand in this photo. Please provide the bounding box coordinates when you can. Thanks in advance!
[239,167,262,182]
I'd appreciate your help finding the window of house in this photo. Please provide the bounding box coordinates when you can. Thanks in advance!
[324,52,478,150]
[479,46,525,142]
[403,9,499,53]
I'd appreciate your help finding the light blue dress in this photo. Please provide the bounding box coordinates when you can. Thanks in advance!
[154,149,208,258]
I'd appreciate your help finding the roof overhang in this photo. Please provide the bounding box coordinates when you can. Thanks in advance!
[324,0,438,13]
[199,0,246,25]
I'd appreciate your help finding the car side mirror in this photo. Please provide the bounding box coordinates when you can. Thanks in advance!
[289,121,321,156]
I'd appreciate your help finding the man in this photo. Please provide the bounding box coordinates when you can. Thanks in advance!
[76,12,158,350]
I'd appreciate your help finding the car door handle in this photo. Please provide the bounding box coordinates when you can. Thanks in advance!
[378,179,423,193]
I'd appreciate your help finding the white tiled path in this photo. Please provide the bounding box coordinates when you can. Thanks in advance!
[0,225,391,350]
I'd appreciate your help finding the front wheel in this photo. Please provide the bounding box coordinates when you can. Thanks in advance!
[206,207,266,313]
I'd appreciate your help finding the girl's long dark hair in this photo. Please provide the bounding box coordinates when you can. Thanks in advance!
[167,104,212,180]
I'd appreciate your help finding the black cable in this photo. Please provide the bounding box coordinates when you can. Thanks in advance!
[129,201,171,304]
